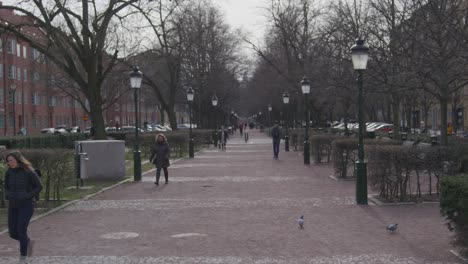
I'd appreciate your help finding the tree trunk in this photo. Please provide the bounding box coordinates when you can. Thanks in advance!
[392,94,400,139]
[440,93,448,146]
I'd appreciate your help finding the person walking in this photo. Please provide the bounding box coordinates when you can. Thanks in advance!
[4,151,43,263]
[244,124,249,143]
[219,126,229,151]
[149,133,171,186]
[271,121,281,159]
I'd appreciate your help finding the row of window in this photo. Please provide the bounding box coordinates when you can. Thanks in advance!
[0,88,81,107]
[0,39,43,60]
[0,113,78,129]
[0,64,40,82]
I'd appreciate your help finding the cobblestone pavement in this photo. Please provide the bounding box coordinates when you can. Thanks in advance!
[0,130,463,263]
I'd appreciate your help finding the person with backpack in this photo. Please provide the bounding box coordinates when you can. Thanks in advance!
[271,121,281,159]
[4,151,43,263]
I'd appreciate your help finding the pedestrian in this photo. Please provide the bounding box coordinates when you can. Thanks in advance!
[219,125,229,151]
[212,129,219,147]
[149,133,171,186]
[239,123,243,136]
[272,121,281,159]
[4,151,43,263]
[244,124,249,143]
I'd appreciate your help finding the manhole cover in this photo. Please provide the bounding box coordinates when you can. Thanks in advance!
[171,233,207,238]
[203,185,213,187]
[99,232,139,239]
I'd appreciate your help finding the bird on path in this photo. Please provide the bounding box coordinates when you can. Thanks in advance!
[298,215,304,229]
[386,223,398,233]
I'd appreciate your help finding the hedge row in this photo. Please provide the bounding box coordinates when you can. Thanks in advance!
[0,149,74,205]
[440,175,468,252]
[0,133,87,149]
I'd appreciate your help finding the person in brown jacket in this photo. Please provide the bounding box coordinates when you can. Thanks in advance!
[149,133,171,185]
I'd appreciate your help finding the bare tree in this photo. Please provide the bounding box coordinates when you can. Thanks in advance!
[0,0,147,139]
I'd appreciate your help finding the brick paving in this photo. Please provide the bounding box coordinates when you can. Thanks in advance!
[0,130,463,263]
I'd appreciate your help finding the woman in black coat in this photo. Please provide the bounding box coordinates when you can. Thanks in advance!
[149,133,171,185]
[4,151,43,262]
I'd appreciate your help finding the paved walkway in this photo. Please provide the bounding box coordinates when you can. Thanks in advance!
[0,130,462,263]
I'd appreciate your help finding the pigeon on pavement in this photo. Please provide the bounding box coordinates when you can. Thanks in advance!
[386,223,398,233]
[298,215,304,229]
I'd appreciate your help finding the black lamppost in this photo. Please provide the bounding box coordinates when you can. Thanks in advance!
[351,38,370,205]
[10,84,16,136]
[130,66,143,181]
[283,91,290,151]
[301,77,310,164]
[187,86,195,158]
[268,104,272,127]
[212,95,218,129]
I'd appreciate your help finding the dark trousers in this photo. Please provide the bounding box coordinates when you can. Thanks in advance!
[156,167,169,183]
[8,201,34,256]
[273,139,280,158]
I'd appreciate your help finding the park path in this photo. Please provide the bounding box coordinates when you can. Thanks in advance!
[0,130,462,263]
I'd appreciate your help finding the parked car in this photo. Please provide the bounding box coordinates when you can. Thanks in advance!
[67,126,81,133]
[54,125,68,134]
[41,127,55,134]
[105,127,117,133]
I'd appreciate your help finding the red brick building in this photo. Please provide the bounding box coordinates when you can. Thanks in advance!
[0,4,156,135]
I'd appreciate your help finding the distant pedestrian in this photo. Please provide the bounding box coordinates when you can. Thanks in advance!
[272,121,281,159]
[244,124,249,143]
[239,123,243,136]
[219,126,229,151]
[149,133,171,186]
[4,151,43,263]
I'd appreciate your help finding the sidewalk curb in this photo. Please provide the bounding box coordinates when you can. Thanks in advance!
[449,249,468,263]
[0,152,195,235]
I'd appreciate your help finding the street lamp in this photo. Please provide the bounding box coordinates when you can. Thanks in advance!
[187,86,195,158]
[351,37,369,205]
[301,77,310,165]
[268,104,272,127]
[212,95,218,129]
[283,91,290,151]
[130,66,143,181]
[9,84,16,136]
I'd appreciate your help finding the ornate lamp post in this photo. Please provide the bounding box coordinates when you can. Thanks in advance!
[212,95,218,129]
[9,84,17,136]
[351,38,370,205]
[187,86,195,158]
[283,91,290,151]
[130,66,143,181]
[301,77,310,164]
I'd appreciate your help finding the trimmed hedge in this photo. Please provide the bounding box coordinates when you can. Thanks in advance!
[0,149,74,202]
[310,135,338,163]
[440,175,468,252]
[332,138,400,179]
[0,133,87,149]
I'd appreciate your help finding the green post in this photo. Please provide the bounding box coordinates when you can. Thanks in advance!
[189,101,194,158]
[356,70,367,204]
[134,88,142,181]
[304,93,310,164]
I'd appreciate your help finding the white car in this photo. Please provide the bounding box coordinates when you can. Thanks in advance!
[41,127,55,134]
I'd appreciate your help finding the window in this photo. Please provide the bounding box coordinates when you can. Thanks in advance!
[0,114,5,128]
[23,69,27,81]
[23,90,27,104]
[7,39,15,54]
[16,43,20,57]
[29,47,35,59]
[8,65,15,79]
[8,90,14,103]
[0,88,3,104]
[33,72,40,82]
[17,91,21,104]
[0,64,3,78]
[16,67,21,81]
[23,46,27,59]
[49,96,57,107]
[0,39,2,52]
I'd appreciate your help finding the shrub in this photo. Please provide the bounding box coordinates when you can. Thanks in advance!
[0,134,87,149]
[332,138,400,179]
[310,134,337,163]
[440,175,468,252]
[0,149,74,201]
